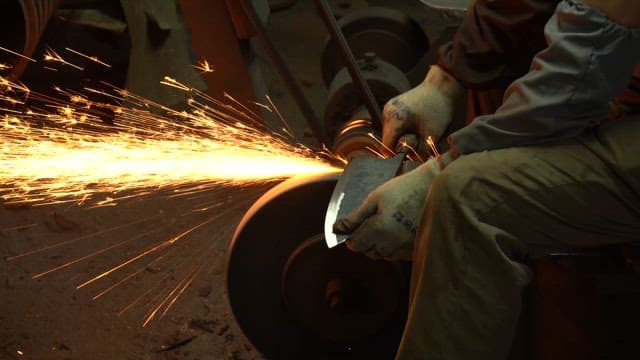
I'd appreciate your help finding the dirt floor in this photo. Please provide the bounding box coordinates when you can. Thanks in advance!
[1,183,272,360]
[0,1,459,359]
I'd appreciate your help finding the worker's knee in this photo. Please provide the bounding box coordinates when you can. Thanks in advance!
[429,151,496,204]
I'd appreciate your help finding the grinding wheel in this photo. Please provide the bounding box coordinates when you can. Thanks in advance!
[227,173,408,359]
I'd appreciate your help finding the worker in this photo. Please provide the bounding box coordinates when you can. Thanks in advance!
[333,0,640,359]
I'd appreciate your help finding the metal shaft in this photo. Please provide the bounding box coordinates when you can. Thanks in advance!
[314,0,383,126]
[240,0,328,145]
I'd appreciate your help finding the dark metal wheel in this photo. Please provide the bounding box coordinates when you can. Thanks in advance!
[320,6,430,89]
[227,173,408,359]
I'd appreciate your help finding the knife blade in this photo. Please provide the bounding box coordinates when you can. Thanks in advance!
[324,153,406,248]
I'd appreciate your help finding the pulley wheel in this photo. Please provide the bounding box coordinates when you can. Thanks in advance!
[320,6,429,88]
[227,173,408,359]
[324,55,410,140]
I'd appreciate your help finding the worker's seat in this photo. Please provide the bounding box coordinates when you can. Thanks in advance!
[512,243,640,359]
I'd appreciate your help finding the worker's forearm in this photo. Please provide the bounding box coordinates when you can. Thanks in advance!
[445,0,640,158]
[437,0,559,89]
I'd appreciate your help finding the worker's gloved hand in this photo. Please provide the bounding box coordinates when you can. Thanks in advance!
[382,65,464,155]
[333,158,441,261]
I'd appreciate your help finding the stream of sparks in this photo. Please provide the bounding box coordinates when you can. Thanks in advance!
[1,48,342,327]
[0,76,340,206]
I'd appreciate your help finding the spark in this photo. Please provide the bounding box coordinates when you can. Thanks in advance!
[159,76,190,91]
[31,225,162,280]
[92,251,173,300]
[6,216,159,260]
[118,272,172,317]
[0,80,339,206]
[364,146,387,159]
[0,223,37,232]
[0,46,36,62]
[65,47,112,68]
[144,265,199,326]
[398,139,424,162]
[266,94,295,138]
[75,216,217,290]
[0,61,341,325]
[367,132,394,157]
[43,47,84,70]
[160,265,199,318]
[192,58,214,73]
[426,136,440,157]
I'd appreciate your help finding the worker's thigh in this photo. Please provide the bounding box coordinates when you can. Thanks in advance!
[433,115,640,258]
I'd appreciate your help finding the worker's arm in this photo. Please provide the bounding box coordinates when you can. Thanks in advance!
[444,0,640,161]
[336,0,640,260]
[382,0,559,154]
[438,0,559,89]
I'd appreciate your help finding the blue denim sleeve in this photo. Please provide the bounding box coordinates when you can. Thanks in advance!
[448,0,640,155]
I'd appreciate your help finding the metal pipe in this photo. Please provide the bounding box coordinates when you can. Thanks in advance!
[239,0,328,145]
[313,0,383,127]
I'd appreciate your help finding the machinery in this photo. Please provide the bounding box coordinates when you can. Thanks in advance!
[3,3,429,357]
[10,1,640,358]
[226,3,432,359]
[227,3,640,359]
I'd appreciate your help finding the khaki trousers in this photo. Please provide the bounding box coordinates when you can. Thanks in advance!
[396,115,640,359]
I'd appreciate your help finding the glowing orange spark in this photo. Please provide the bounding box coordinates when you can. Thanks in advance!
[364,146,387,159]
[118,273,170,317]
[93,251,173,300]
[367,132,394,157]
[398,139,424,162]
[44,47,84,70]
[65,47,111,68]
[144,265,199,326]
[192,58,214,73]
[31,226,161,280]
[0,68,340,325]
[0,77,339,206]
[7,216,159,261]
[426,135,440,157]
[160,266,199,317]
[75,217,216,290]
[266,94,295,138]
[159,76,190,91]
[0,46,36,62]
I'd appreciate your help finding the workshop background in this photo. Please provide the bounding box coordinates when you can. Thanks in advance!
[0,0,461,359]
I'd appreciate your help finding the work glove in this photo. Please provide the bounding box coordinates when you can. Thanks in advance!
[382,65,464,155]
[333,158,441,261]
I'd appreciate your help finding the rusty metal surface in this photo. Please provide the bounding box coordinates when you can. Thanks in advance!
[179,0,257,104]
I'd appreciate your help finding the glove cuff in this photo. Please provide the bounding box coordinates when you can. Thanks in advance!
[424,65,465,100]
